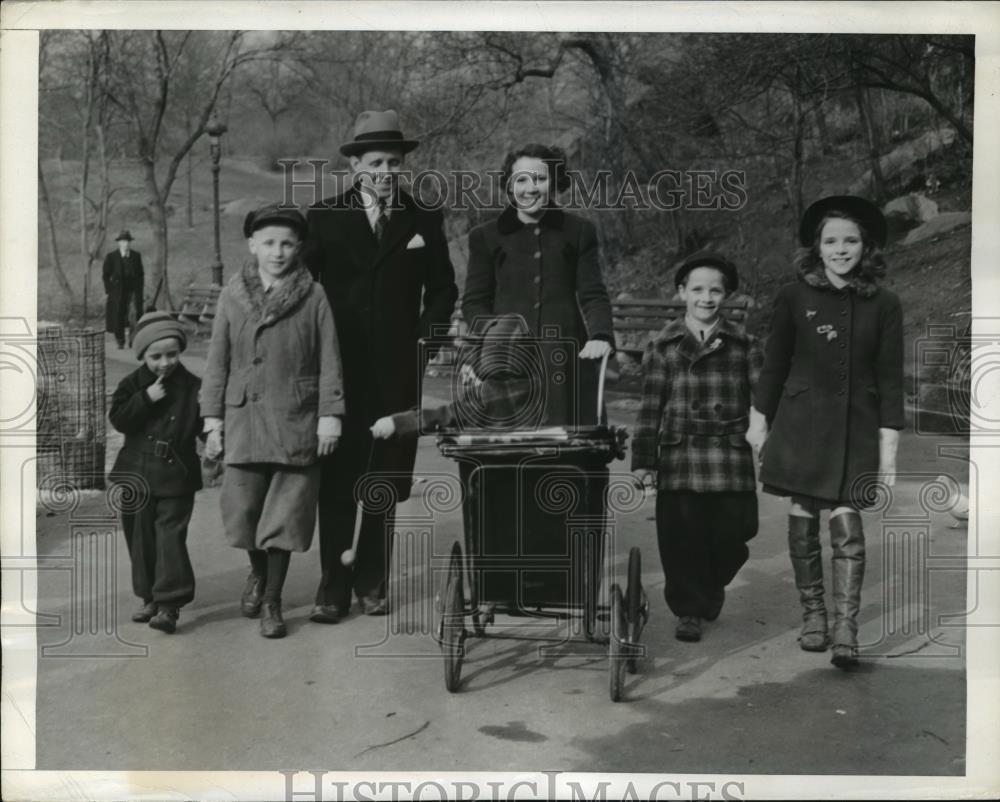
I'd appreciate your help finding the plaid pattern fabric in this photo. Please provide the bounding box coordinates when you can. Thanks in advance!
[631,317,764,492]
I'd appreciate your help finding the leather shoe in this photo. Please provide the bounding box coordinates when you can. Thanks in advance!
[260,602,286,638]
[675,615,702,642]
[359,595,389,616]
[309,604,346,624]
[149,607,178,634]
[240,572,266,618]
[831,644,858,669]
[131,600,158,623]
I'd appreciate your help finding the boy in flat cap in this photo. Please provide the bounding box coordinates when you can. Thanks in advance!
[303,110,458,621]
[201,203,345,638]
[631,252,763,643]
[108,311,203,633]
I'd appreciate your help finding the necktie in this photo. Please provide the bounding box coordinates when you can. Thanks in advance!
[373,200,389,243]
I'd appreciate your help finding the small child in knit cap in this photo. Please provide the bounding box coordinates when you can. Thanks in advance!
[108,311,204,633]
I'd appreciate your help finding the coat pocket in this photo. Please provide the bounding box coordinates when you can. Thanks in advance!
[225,381,247,407]
[294,375,319,409]
[782,378,809,398]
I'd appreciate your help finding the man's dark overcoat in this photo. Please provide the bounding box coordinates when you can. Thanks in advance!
[103,248,145,335]
[304,185,458,496]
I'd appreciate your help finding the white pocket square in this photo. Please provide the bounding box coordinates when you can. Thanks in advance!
[406,233,426,249]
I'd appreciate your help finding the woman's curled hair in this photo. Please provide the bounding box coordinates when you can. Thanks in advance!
[500,144,571,194]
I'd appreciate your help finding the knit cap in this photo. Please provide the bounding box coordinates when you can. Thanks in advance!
[133,311,188,360]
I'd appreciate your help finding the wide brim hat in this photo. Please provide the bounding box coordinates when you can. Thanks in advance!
[340,109,419,158]
[674,250,740,293]
[114,229,134,242]
[242,204,308,238]
[799,195,887,248]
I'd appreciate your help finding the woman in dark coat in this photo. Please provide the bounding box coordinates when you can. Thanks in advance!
[462,144,614,427]
[749,195,904,669]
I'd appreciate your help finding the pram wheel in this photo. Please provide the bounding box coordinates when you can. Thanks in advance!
[625,546,648,674]
[608,584,627,702]
[441,542,467,692]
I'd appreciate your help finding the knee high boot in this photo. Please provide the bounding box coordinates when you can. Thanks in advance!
[788,515,827,651]
[829,512,865,669]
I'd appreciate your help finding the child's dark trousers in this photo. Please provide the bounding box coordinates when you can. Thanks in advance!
[655,490,758,618]
[121,494,195,608]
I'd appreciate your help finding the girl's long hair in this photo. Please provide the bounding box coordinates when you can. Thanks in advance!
[795,210,886,297]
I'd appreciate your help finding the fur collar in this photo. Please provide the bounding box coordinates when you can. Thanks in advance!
[497,204,566,235]
[798,262,879,298]
[229,257,314,324]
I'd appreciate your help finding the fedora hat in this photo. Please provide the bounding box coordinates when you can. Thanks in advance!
[242,203,308,238]
[114,229,134,242]
[674,250,740,293]
[799,195,887,248]
[340,110,419,158]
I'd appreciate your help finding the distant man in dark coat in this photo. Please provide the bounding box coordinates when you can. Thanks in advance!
[303,110,458,621]
[103,229,145,349]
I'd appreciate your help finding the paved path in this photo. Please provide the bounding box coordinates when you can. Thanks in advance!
[28,335,971,775]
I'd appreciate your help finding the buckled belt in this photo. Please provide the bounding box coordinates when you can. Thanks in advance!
[153,440,170,458]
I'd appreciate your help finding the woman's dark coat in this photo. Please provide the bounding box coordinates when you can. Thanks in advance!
[103,248,145,334]
[108,362,203,497]
[462,206,614,426]
[755,271,904,506]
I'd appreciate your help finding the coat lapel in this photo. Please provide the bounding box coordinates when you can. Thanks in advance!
[373,195,416,268]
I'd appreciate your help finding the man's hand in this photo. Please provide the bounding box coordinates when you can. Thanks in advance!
[370,416,396,440]
[579,339,612,360]
[146,374,166,403]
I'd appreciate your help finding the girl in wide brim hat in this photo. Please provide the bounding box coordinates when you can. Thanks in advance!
[749,194,904,669]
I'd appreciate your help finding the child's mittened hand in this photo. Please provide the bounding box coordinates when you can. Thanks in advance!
[317,434,339,457]
[205,429,224,460]
[370,417,396,439]
[146,375,167,402]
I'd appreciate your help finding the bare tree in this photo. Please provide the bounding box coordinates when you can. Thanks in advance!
[101,30,290,309]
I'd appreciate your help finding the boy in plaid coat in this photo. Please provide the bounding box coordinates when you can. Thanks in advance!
[632,252,764,642]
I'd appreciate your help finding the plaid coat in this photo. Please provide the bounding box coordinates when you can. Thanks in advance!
[631,317,764,492]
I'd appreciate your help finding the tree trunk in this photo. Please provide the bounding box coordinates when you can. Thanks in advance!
[788,95,806,238]
[38,162,74,300]
[143,159,174,310]
[185,107,194,227]
[854,81,886,204]
[813,101,833,155]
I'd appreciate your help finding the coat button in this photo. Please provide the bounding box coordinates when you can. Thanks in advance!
[839,342,846,349]
[533,251,541,259]
[533,276,540,284]
[841,310,847,316]
[837,390,845,396]
[168,459,174,464]
[534,227,541,235]
[253,356,263,364]
[533,302,540,310]
[146,435,152,440]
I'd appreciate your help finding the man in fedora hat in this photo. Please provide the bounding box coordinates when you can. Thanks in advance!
[103,229,146,349]
[304,109,458,621]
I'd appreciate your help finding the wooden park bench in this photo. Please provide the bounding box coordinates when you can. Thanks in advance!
[172,284,221,336]
[612,297,750,361]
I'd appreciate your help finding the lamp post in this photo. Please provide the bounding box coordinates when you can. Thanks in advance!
[206,111,228,286]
